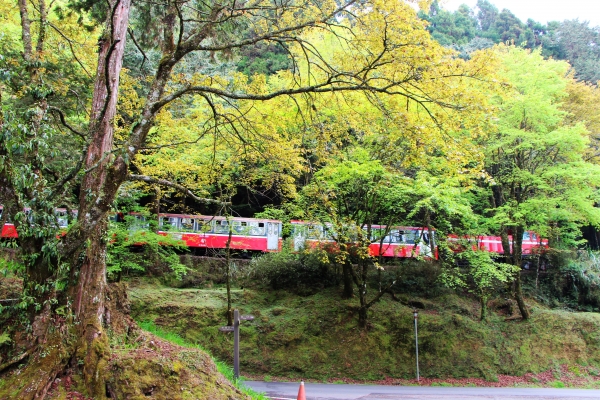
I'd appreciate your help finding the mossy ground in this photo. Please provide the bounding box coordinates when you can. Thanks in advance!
[0,273,255,400]
[128,276,600,386]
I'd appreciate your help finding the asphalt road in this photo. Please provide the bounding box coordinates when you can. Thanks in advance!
[244,381,600,400]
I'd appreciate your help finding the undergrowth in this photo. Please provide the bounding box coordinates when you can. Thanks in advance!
[138,320,268,400]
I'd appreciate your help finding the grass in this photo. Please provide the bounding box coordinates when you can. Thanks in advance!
[138,320,268,400]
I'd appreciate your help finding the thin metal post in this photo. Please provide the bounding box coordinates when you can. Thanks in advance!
[234,309,240,379]
[413,309,420,382]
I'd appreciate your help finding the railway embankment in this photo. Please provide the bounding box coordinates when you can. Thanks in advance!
[128,269,600,387]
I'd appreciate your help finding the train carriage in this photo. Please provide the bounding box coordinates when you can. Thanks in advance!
[0,206,17,239]
[0,204,549,262]
[0,206,76,239]
[290,220,437,259]
[447,231,548,255]
[367,225,436,259]
[158,213,282,253]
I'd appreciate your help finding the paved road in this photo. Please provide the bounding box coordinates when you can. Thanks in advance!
[244,381,600,400]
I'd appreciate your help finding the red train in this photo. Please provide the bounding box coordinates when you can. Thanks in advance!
[0,206,74,238]
[0,206,548,259]
[155,213,282,253]
[447,233,549,256]
[290,220,437,259]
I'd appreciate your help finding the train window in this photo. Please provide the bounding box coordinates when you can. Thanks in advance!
[322,224,336,239]
[56,211,68,228]
[383,230,402,243]
[370,227,383,242]
[232,221,246,234]
[196,220,213,233]
[159,217,179,231]
[531,233,538,241]
[130,215,148,230]
[392,231,403,243]
[307,224,322,239]
[523,231,531,240]
[181,218,194,232]
[251,222,266,236]
[215,220,229,234]
[403,230,418,244]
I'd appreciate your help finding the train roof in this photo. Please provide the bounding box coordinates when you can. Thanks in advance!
[157,212,282,223]
[289,220,434,230]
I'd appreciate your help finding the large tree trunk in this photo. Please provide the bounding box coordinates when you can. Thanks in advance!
[341,260,354,298]
[71,0,131,394]
[511,225,529,319]
[1,1,132,397]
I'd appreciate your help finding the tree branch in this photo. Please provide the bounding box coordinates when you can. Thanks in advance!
[48,107,87,139]
[127,174,230,205]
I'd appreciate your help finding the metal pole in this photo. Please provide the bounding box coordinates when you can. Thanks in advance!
[234,309,240,379]
[414,309,420,382]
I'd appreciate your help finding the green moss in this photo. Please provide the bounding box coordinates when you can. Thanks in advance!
[129,279,600,382]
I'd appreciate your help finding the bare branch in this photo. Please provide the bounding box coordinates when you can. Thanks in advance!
[128,28,149,69]
[48,107,87,139]
[151,80,433,114]
[128,174,230,205]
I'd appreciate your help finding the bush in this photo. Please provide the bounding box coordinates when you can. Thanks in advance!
[527,250,600,311]
[248,243,337,293]
[107,215,188,282]
[376,260,446,297]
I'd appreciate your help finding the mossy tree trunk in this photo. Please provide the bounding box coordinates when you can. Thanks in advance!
[501,225,529,320]
[480,295,488,321]
[1,1,132,397]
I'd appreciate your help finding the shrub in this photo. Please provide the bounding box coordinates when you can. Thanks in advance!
[248,243,337,293]
[107,214,187,281]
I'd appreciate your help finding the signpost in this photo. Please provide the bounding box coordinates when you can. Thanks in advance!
[413,309,420,382]
[219,309,254,379]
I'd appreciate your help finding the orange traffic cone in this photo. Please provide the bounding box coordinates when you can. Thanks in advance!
[296,380,306,400]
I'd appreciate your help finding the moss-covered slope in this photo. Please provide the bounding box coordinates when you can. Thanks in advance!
[129,279,600,382]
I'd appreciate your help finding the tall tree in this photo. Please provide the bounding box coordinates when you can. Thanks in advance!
[477,46,600,320]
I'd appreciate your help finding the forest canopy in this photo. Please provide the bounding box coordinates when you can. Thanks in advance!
[1,0,600,397]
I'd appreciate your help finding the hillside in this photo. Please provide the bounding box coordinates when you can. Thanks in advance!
[128,267,600,386]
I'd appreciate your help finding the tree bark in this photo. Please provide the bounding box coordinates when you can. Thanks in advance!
[512,225,529,319]
[341,259,354,299]
[480,295,487,321]
[501,225,529,320]
[69,0,132,394]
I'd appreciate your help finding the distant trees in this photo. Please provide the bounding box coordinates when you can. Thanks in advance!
[542,20,600,83]
[420,0,600,83]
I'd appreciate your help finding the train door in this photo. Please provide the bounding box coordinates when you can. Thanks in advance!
[267,222,279,251]
[419,229,434,257]
[291,223,305,251]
